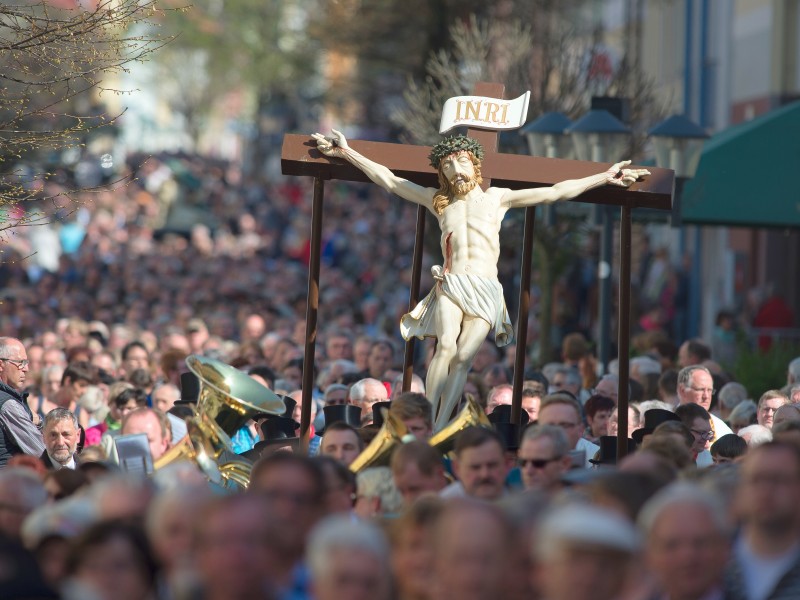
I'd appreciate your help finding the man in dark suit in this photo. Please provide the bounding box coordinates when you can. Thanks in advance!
[40,407,79,470]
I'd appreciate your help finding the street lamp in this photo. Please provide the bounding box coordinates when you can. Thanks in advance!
[521,111,574,159]
[566,109,630,163]
[565,110,632,374]
[647,114,708,340]
[521,112,573,226]
[647,114,708,225]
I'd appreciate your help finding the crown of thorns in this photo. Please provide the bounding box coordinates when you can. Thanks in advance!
[428,135,485,168]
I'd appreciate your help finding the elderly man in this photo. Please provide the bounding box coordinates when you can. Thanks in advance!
[314,130,647,431]
[349,378,388,425]
[41,408,80,469]
[152,383,181,413]
[725,442,800,599]
[120,407,171,461]
[640,483,731,600]
[537,393,598,468]
[517,425,571,493]
[0,337,44,466]
[484,384,512,414]
[442,427,508,501]
[534,503,641,600]
[593,374,620,404]
[677,365,732,443]
[308,516,392,600]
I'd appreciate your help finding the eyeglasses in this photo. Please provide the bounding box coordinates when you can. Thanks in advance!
[688,386,715,395]
[691,428,714,441]
[518,456,562,469]
[0,358,29,369]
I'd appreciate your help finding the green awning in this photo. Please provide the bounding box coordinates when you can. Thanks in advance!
[681,101,800,228]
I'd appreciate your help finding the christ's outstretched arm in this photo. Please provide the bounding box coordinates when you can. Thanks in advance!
[500,160,650,209]
[313,130,435,211]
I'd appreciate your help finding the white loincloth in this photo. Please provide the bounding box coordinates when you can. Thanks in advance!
[400,266,514,347]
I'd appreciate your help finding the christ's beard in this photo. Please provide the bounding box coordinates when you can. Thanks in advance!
[450,175,478,197]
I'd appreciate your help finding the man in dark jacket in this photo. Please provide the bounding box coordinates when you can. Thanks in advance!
[0,337,44,467]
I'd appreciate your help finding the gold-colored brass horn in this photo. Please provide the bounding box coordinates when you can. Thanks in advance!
[187,355,285,437]
[154,416,225,486]
[349,408,408,473]
[155,355,286,490]
[429,395,492,455]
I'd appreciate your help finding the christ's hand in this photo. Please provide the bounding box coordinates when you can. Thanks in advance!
[605,160,651,188]
[312,129,350,158]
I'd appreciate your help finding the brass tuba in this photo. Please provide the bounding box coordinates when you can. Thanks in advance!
[428,395,492,455]
[349,407,408,473]
[154,355,286,489]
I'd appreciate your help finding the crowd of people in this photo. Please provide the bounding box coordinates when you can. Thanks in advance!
[0,315,800,600]
[0,151,798,599]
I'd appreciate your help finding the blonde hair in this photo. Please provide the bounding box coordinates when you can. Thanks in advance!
[432,151,483,215]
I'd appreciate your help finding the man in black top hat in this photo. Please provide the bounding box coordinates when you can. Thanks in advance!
[631,408,681,445]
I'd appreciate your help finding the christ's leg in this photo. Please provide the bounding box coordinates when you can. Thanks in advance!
[434,314,492,431]
[426,293,464,426]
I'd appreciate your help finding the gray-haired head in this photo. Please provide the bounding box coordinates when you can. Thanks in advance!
[638,482,732,539]
[355,467,403,515]
[718,382,749,410]
[307,515,390,580]
[521,424,570,458]
[631,356,662,376]
[677,365,711,391]
[728,400,757,426]
[738,424,773,447]
[788,357,800,385]
[43,407,79,431]
[534,502,640,561]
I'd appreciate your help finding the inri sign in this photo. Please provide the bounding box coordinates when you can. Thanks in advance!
[439,91,531,134]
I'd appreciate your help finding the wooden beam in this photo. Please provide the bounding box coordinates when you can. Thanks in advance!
[281,135,674,210]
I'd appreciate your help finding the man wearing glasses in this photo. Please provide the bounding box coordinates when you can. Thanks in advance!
[0,337,45,467]
[517,425,572,493]
[676,365,732,444]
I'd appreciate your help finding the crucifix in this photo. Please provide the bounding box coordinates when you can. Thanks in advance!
[282,82,674,457]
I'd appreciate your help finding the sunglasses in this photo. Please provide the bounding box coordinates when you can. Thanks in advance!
[518,456,562,469]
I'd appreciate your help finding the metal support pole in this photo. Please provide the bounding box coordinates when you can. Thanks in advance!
[300,177,324,454]
[598,205,614,374]
[617,205,632,460]
[402,206,427,391]
[511,207,537,425]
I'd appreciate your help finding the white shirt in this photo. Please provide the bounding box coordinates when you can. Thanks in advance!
[711,413,733,443]
[48,453,76,470]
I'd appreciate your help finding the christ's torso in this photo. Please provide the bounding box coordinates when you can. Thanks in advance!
[435,188,508,279]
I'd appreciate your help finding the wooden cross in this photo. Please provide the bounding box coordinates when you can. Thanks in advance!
[281,82,674,459]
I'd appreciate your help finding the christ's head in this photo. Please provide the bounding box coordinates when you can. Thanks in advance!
[429,135,485,215]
